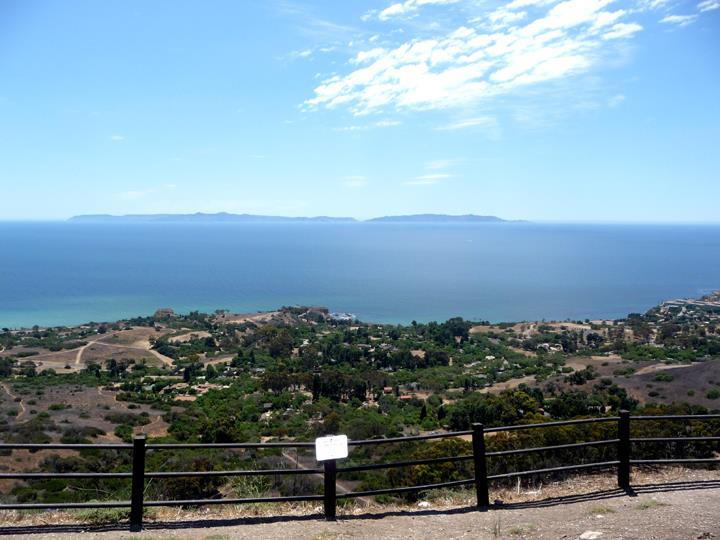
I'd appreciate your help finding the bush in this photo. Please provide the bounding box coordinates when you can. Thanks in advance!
[114,424,133,442]
[72,507,129,524]
[49,403,70,411]
[706,389,720,400]
[104,412,150,426]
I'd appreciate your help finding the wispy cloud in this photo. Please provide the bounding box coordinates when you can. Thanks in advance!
[333,119,402,131]
[374,119,402,127]
[306,0,645,116]
[608,93,625,107]
[370,0,461,21]
[698,0,720,12]
[110,134,125,141]
[425,159,454,169]
[405,173,453,185]
[342,176,369,188]
[660,14,697,25]
[437,116,497,130]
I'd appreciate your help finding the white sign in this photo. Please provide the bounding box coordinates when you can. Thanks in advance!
[315,434,348,461]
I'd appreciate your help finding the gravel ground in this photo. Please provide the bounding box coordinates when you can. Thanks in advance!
[1,470,718,539]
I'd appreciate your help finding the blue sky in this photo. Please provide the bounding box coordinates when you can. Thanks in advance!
[1,0,718,222]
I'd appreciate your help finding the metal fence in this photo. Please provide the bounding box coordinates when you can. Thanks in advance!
[1,411,718,531]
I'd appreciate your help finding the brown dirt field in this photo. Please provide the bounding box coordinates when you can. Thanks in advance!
[0,469,718,539]
[565,355,624,372]
[633,363,699,376]
[215,311,279,324]
[470,325,496,334]
[80,343,160,366]
[0,384,168,477]
[613,360,720,408]
[479,375,537,394]
[537,359,720,410]
[2,327,174,373]
[168,330,211,343]
[102,327,168,346]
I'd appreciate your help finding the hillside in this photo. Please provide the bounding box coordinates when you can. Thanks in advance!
[0,297,718,515]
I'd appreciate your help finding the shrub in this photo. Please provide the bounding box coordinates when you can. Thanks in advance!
[706,389,720,400]
[653,372,674,383]
[48,403,70,411]
[72,507,129,524]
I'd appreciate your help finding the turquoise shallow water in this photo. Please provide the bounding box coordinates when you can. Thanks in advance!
[0,222,718,328]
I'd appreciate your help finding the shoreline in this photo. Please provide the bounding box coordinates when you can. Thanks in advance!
[3,290,718,332]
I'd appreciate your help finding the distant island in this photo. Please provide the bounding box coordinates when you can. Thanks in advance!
[367,214,517,223]
[68,212,519,223]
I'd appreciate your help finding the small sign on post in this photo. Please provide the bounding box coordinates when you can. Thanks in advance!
[315,434,348,461]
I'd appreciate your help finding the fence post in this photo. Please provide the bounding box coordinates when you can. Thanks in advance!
[130,434,146,532]
[472,423,490,508]
[617,410,631,490]
[323,459,337,521]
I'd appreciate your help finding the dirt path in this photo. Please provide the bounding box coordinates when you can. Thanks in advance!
[0,383,26,420]
[140,414,168,437]
[73,342,92,366]
[280,451,369,504]
[633,363,697,376]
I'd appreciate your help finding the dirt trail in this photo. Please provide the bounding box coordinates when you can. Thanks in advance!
[281,451,369,504]
[73,342,92,366]
[0,383,26,420]
[140,415,168,438]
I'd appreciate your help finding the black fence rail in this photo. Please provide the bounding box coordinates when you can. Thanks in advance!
[0,411,718,531]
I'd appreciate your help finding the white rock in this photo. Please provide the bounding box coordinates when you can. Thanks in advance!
[580,532,603,540]
[417,501,431,508]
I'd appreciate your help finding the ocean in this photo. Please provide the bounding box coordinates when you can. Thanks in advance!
[0,221,718,328]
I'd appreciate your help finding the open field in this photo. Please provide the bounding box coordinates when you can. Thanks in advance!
[0,326,175,372]
[0,383,169,488]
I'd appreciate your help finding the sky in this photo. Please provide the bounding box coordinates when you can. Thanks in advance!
[0,0,718,222]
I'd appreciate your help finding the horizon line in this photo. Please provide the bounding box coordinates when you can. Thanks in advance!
[2,216,720,226]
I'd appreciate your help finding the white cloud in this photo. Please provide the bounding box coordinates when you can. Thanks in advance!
[375,0,461,21]
[660,14,698,25]
[374,119,402,127]
[437,116,497,130]
[698,0,720,11]
[405,173,453,185]
[334,119,402,131]
[425,159,453,169]
[110,134,125,141]
[608,93,626,107]
[602,22,642,39]
[306,0,644,115]
[637,0,671,9]
[342,176,369,187]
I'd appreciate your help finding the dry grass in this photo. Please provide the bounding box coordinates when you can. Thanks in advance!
[0,467,718,528]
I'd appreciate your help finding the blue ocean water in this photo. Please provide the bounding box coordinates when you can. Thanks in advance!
[0,222,718,328]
